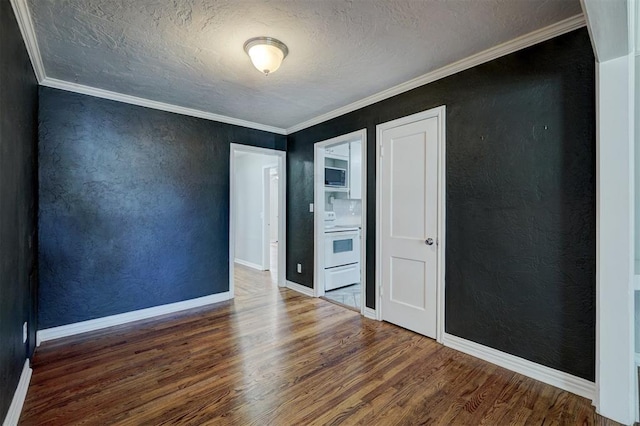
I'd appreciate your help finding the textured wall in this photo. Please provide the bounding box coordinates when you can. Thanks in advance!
[38,87,285,329]
[0,0,39,419]
[287,29,595,380]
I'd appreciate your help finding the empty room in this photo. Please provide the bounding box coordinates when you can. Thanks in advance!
[1,0,638,424]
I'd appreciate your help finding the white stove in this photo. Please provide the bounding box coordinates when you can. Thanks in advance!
[323,211,361,291]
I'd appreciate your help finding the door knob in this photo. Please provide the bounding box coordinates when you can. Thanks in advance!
[425,238,434,246]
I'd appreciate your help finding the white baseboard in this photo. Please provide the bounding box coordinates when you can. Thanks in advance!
[442,332,595,401]
[363,307,378,320]
[37,292,231,345]
[2,359,32,426]
[234,258,265,271]
[285,280,314,297]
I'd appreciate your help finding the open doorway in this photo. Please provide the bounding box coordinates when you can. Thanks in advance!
[314,130,367,314]
[230,144,286,297]
[262,165,279,282]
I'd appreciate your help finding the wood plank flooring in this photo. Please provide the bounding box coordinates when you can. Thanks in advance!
[21,264,618,425]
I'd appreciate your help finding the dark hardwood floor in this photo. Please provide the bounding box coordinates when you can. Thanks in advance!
[21,263,617,425]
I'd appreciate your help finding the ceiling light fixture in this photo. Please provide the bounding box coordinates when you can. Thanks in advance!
[244,37,289,76]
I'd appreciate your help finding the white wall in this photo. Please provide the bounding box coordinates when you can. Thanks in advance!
[234,152,277,269]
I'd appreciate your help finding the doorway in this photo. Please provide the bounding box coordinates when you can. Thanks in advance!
[230,144,286,297]
[260,165,279,284]
[314,129,367,314]
[376,106,446,341]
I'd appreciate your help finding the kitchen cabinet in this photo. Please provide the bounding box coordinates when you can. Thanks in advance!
[325,144,349,159]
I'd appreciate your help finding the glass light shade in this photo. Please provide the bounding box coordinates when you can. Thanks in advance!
[244,37,288,76]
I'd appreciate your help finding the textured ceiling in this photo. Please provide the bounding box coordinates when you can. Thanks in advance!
[28,0,583,130]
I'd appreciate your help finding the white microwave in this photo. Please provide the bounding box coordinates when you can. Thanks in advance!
[325,166,347,187]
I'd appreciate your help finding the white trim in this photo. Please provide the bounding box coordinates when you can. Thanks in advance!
[375,135,384,322]
[9,0,45,82]
[313,145,326,298]
[442,333,596,401]
[262,166,271,271]
[285,280,315,297]
[286,15,585,134]
[234,258,265,271]
[636,0,640,56]
[437,108,447,343]
[9,0,584,136]
[229,144,287,298]
[2,360,32,426]
[313,129,367,318]
[36,292,230,345]
[363,307,377,320]
[375,106,447,338]
[41,78,287,135]
[359,133,368,317]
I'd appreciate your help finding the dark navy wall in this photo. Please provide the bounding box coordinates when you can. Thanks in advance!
[38,87,285,329]
[286,29,595,380]
[0,0,39,419]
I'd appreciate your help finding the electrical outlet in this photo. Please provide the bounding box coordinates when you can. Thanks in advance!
[23,322,27,343]
[297,263,302,273]
[309,203,314,212]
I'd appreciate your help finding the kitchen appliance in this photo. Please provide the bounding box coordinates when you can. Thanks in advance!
[324,211,361,291]
[325,166,347,188]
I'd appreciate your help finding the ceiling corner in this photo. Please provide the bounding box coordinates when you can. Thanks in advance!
[10,0,46,83]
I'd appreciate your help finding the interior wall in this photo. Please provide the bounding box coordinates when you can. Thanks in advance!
[234,153,277,268]
[286,28,595,380]
[38,87,285,329]
[0,0,39,419]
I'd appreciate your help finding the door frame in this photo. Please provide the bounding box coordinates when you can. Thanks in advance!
[230,143,287,297]
[313,129,367,316]
[261,165,278,270]
[375,106,446,343]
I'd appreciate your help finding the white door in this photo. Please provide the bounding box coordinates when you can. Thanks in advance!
[380,112,441,338]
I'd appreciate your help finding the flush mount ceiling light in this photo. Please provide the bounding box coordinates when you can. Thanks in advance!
[244,37,289,76]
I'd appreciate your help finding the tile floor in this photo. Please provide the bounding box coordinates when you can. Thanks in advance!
[324,283,361,310]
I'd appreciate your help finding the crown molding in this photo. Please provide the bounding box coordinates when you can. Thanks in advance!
[9,0,286,134]
[286,14,586,134]
[41,78,287,135]
[11,0,585,136]
[10,0,287,134]
[10,0,45,82]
